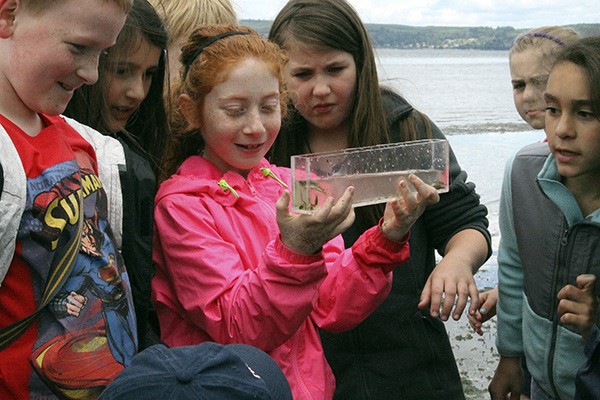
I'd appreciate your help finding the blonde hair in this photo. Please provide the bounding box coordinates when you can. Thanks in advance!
[148,0,237,47]
[510,26,579,60]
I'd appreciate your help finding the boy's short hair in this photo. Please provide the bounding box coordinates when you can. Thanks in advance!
[23,0,132,14]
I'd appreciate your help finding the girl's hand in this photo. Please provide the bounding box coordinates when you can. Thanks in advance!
[380,174,440,243]
[276,187,356,255]
[557,274,598,340]
[468,286,498,335]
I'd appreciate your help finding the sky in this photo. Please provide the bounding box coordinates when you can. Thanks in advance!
[233,0,600,29]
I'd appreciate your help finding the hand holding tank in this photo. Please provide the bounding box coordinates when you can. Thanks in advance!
[291,139,449,213]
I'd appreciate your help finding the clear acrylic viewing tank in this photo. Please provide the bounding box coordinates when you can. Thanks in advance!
[291,139,449,213]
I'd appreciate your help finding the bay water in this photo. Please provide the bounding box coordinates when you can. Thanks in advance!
[376,48,544,288]
[375,49,545,397]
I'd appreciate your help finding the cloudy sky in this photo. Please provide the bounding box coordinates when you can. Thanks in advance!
[233,0,600,29]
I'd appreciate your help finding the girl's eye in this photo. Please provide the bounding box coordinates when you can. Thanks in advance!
[116,67,131,76]
[145,69,157,79]
[226,108,245,116]
[545,106,559,116]
[577,110,596,119]
[262,104,278,113]
[69,43,87,55]
[293,71,311,79]
[107,64,133,77]
[512,82,525,91]
[328,66,344,74]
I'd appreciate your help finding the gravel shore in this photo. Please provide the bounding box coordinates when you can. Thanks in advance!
[447,314,499,399]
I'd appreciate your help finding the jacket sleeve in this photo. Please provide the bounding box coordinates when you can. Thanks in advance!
[312,224,409,333]
[118,143,158,349]
[417,115,492,258]
[153,193,331,351]
[385,93,492,259]
[496,154,525,357]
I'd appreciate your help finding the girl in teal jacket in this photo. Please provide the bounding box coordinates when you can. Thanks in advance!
[491,36,600,400]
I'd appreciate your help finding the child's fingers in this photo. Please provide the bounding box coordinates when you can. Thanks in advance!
[395,179,416,210]
[276,190,291,214]
[313,187,353,223]
[577,274,596,294]
[331,186,354,218]
[409,174,440,205]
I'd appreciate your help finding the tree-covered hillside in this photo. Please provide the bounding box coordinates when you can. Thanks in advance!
[240,20,600,50]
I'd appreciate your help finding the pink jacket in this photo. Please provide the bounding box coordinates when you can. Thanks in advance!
[152,156,410,400]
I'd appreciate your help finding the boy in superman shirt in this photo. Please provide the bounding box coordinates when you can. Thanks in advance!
[0,0,138,398]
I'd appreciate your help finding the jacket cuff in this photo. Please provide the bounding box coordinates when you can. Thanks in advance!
[274,235,324,264]
[351,223,410,273]
[377,217,411,249]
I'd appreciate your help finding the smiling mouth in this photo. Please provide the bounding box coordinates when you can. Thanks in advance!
[238,144,262,150]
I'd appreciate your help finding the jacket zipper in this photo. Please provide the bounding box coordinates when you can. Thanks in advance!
[254,168,288,215]
[548,221,592,399]
[547,226,569,399]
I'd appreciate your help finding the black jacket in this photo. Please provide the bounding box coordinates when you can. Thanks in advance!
[319,90,492,400]
[117,138,161,350]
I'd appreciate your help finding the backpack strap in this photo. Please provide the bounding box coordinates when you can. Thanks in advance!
[0,190,83,351]
[0,127,27,286]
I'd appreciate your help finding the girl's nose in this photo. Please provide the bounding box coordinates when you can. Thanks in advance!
[312,75,331,97]
[126,77,147,102]
[522,84,540,103]
[553,113,576,140]
[242,109,267,135]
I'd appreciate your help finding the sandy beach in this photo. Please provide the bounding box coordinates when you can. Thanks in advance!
[447,309,499,399]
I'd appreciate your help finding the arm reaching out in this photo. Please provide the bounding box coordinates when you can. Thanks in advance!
[468,286,499,335]
[418,228,489,321]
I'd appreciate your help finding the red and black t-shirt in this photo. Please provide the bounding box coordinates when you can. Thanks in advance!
[0,114,137,399]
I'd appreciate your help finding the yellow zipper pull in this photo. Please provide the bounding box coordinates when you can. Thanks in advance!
[260,167,288,188]
[218,179,239,198]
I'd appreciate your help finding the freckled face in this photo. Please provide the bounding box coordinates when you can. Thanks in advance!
[284,42,357,135]
[544,61,600,185]
[0,0,127,120]
[198,58,281,176]
[510,49,552,130]
[103,37,162,132]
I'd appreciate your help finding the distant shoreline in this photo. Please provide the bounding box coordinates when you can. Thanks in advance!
[241,20,600,50]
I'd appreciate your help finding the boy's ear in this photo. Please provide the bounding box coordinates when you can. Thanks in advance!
[0,0,18,39]
[178,94,202,129]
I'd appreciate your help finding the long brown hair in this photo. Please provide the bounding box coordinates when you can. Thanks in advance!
[268,0,432,230]
[63,0,168,174]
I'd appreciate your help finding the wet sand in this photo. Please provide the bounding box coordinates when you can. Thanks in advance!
[447,313,499,399]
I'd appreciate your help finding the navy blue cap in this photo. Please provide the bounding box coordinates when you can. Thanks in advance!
[99,342,292,400]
